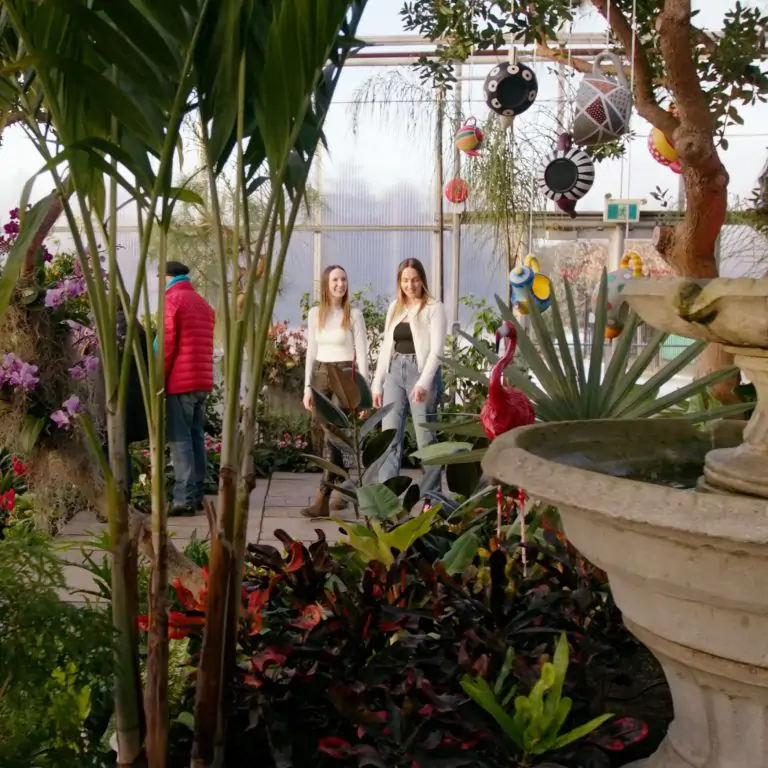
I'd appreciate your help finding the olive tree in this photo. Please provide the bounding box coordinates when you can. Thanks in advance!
[400,0,768,400]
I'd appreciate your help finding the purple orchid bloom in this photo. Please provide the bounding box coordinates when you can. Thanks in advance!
[50,410,71,429]
[44,288,65,309]
[63,394,83,415]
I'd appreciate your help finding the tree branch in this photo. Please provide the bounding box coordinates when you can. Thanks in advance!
[590,0,679,137]
[533,42,593,74]
[656,0,718,168]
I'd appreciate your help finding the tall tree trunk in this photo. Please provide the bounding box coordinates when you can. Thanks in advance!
[654,0,738,405]
[653,163,739,404]
[593,0,739,404]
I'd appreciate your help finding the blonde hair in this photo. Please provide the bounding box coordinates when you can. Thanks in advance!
[393,257,430,320]
[318,264,351,330]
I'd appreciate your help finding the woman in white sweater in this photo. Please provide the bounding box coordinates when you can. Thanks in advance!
[301,264,369,518]
[372,257,446,498]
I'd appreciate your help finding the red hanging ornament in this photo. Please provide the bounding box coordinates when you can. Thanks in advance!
[444,178,470,205]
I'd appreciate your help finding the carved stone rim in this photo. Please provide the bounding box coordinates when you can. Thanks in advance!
[482,420,768,550]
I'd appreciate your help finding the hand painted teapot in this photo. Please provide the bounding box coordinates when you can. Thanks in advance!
[591,252,646,339]
[455,117,484,156]
[571,52,633,147]
[510,254,552,315]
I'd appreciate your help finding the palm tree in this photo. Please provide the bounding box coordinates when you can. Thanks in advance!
[0,1,371,766]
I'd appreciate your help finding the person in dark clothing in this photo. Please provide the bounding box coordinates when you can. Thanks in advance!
[96,310,150,497]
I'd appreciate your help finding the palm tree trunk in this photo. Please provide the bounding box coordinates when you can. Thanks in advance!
[106,411,145,767]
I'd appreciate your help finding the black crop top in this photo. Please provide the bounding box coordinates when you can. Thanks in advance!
[393,322,415,354]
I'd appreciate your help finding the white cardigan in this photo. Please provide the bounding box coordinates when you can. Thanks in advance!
[372,298,446,395]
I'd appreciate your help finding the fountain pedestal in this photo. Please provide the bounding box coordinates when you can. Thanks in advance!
[704,347,768,498]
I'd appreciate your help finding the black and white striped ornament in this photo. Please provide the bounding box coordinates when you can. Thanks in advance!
[537,133,595,216]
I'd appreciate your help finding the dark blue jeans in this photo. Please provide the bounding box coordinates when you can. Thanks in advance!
[167,391,208,508]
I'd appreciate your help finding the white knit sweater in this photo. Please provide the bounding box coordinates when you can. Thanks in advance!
[304,306,369,389]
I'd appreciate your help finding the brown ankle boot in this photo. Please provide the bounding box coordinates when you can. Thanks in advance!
[330,490,347,511]
[301,489,331,518]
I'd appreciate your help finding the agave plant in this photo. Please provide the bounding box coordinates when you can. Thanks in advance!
[416,270,749,468]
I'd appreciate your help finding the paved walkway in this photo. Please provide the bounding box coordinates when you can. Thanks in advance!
[58,472,371,602]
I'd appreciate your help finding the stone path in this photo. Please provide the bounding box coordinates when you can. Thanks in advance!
[58,471,394,603]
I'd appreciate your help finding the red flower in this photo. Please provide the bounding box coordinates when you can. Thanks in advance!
[289,604,324,631]
[0,489,15,512]
[318,737,352,758]
[173,577,206,612]
[11,457,27,476]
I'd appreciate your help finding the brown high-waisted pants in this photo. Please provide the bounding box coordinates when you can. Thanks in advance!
[309,360,354,487]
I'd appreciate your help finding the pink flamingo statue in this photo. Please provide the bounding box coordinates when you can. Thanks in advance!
[480,321,535,570]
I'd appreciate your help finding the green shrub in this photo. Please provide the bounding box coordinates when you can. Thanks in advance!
[0,526,114,767]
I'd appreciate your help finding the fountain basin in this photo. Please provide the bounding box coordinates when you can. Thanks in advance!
[623,276,768,348]
[483,418,768,768]
[625,277,768,499]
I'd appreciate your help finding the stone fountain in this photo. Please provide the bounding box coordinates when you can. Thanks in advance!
[482,277,768,768]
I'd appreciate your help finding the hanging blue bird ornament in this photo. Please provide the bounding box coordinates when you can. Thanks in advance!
[509,255,552,314]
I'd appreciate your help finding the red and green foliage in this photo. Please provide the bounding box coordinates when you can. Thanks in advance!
[148,505,658,767]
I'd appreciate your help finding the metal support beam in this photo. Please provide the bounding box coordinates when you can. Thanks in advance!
[449,62,463,328]
[607,226,626,271]
[51,211,673,239]
[312,147,324,302]
[432,87,445,300]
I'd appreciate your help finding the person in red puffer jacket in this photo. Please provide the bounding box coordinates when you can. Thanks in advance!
[160,261,216,516]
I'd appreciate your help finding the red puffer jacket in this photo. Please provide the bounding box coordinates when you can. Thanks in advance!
[164,280,216,395]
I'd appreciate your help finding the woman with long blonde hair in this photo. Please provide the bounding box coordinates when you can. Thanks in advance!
[372,257,446,498]
[301,264,369,518]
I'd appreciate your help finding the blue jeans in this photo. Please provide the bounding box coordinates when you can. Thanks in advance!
[167,391,208,508]
[379,353,442,497]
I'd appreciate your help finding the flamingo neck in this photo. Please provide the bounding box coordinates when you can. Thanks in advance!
[489,338,516,397]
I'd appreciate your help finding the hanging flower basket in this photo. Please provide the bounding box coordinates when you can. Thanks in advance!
[483,62,538,118]
[537,133,595,218]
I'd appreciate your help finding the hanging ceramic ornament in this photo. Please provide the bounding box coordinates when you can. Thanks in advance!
[510,254,552,315]
[591,252,647,339]
[455,117,484,156]
[570,52,634,146]
[537,133,595,218]
[444,178,470,205]
[648,127,682,175]
[483,62,538,118]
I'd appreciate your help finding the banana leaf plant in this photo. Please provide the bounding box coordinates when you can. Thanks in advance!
[417,271,750,470]
[305,363,420,515]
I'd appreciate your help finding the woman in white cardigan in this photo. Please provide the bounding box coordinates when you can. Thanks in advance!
[372,257,446,497]
[302,264,369,518]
